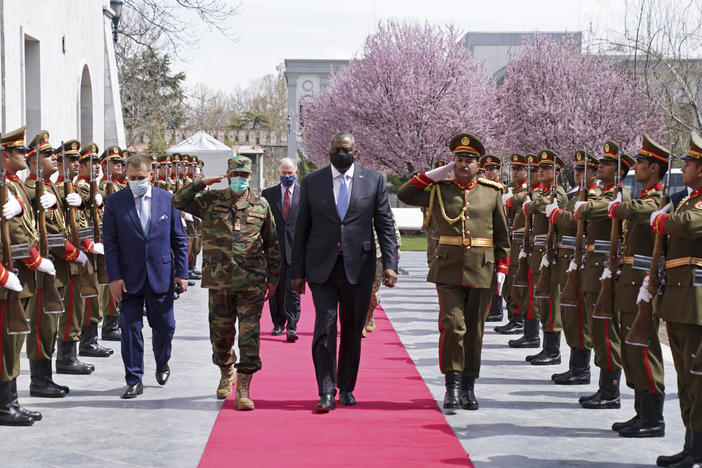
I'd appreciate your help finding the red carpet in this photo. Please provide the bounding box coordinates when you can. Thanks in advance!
[199,293,473,468]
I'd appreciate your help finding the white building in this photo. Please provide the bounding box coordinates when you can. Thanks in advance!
[0,0,125,147]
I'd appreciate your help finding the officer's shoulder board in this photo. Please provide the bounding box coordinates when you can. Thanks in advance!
[695,199,702,210]
[477,178,504,190]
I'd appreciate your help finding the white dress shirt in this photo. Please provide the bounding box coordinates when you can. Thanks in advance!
[133,184,152,225]
[331,163,354,206]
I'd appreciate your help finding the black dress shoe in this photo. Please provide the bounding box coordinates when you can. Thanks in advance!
[286,330,299,342]
[79,342,114,358]
[270,326,283,336]
[316,394,336,412]
[156,364,170,385]
[120,382,144,399]
[339,391,356,406]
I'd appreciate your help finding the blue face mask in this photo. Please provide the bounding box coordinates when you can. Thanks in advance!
[280,175,296,187]
[129,179,150,196]
[229,176,249,194]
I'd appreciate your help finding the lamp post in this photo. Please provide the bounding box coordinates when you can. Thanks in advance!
[110,0,124,43]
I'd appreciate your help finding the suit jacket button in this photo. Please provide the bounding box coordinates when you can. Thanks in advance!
[632,281,635,285]
[677,282,682,286]
[594,262,599,267]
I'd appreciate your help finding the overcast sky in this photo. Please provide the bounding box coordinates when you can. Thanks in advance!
[174,0,625,92]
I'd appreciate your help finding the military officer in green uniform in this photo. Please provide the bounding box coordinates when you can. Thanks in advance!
[398,133,510,411]
[172,155,281,411]
[481,154,506,323]
[548,150,598,385]
[650,131,702,467]
[524,150,568,365]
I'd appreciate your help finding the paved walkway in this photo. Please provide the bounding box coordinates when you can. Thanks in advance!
[2,251,685,467]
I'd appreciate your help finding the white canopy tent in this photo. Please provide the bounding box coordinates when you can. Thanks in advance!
[166,131,234,189]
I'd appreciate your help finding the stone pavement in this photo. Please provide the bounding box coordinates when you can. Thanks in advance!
[382,251,684,468]
[2,251,685,467]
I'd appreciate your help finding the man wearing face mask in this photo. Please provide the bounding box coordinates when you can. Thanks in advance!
[103,154,189,399]
[173,155,280,410]
[292,131,398,413]
[261,157,301,342]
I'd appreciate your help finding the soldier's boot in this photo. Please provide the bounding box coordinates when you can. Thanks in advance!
[0,381,34,426]
[442,371,461,409]
[189,269,202,280]
[578,367,602,404]
[79,324,114,357]
[216,365,235,399]
[580,369,621,409]
[43,358,69,394]
[485,294,503,322]
[612,390,641,431]
[619,393,665,438]
[460,375,479,410]
[234,373,255,411]
[101,316,121,342]
[10,379,42,421]
[553,348,591,385]
[508,318,540,348]
[657,428,692,466]
[56,340,95,375]
[29,359,66,398]
[494,313,524,334]
[530,332,562,365]
[365,308,376,333]
[667,431,702,468]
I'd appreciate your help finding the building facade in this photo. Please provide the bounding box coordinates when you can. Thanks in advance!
[0,0,125,147]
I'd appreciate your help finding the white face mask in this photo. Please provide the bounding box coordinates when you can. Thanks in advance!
[129,178,149,196]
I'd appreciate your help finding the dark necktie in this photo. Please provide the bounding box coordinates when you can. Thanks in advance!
[283,188,291,220]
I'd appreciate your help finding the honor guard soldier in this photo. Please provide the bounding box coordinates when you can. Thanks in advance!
[0,126,52,424]
[172,155,281,410]
[650,132,702,467]
[188,156,204,279]
[548,151,599,385]
[156,154,172,191]
[170,153,181,190]
[607,135,668,438]
[523,150,568,365]
[481,155,506,323]
[495,153,529,335]
[398,133,510,411]
[508,155,543,349]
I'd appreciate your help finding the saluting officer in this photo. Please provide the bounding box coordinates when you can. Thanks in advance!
[398,133,510,411]
[650,132,702,467]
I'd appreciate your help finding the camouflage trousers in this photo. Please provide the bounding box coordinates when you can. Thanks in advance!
[208,286,266,374]
[368,259,383,315]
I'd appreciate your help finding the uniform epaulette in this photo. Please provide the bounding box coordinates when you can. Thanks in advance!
[477,178,504,190]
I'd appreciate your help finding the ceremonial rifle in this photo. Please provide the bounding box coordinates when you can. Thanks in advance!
[89,151,108,284]
[175,159,183,192]
[592,144,623,320]
[105,155,115,197]
[561,153,588,306]
[626,143,673,346]
[534,156,558,298]
[1,134,30,334]
[513,158,532,288]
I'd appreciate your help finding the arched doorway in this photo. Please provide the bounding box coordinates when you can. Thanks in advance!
[80,65,93,142]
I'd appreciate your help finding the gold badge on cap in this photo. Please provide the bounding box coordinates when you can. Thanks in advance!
[72,142,78,150]
[541,152,547,159]
[604,143,610,152]
[513,155,518,161]
[461,136,470,145]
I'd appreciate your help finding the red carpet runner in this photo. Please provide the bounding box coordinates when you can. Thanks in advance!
[199,293,473,468]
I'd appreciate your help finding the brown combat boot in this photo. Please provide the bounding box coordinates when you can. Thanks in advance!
[235,373,254,411]
[365,308,376,333]
[216,366,235,400]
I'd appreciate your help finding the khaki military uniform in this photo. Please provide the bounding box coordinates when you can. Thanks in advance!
[172,179,281,374]
[503,180,527,321]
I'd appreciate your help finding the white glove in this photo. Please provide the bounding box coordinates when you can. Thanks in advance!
[545,199,559,219]
[183,212,194,222]
[607,192,622,211]
[76,251,88,266]
[94,193,103,207]
[636,275,653,304]
[574,201,588,212]
[650,202,672,225]
[37,258,56,276]
[424,161,455,182]
[501,187,513,205]
[2,192,22,219]
[599,266,612,280]
[66,192,82,207]
[540,252,550,270]
[181,218,187,229]
[566,260,578,273]
[518,249,527,260]
[3,271,22,291]
[524,195,531,204]
[496,272,506,295]
[91,242,104,255]
[40,192,57,209]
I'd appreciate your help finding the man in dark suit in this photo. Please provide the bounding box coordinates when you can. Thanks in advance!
[103,154,189,399]
[292,131,399,412]
[261,157,301,342]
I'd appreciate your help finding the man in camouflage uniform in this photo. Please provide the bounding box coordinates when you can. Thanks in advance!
[548,150,598,385]
[398,133,510,411]
[495,153,528,335]
[172,155,280,411]
[650,132,702,467]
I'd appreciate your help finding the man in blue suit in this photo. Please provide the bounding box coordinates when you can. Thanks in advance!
[103,154,189,399]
